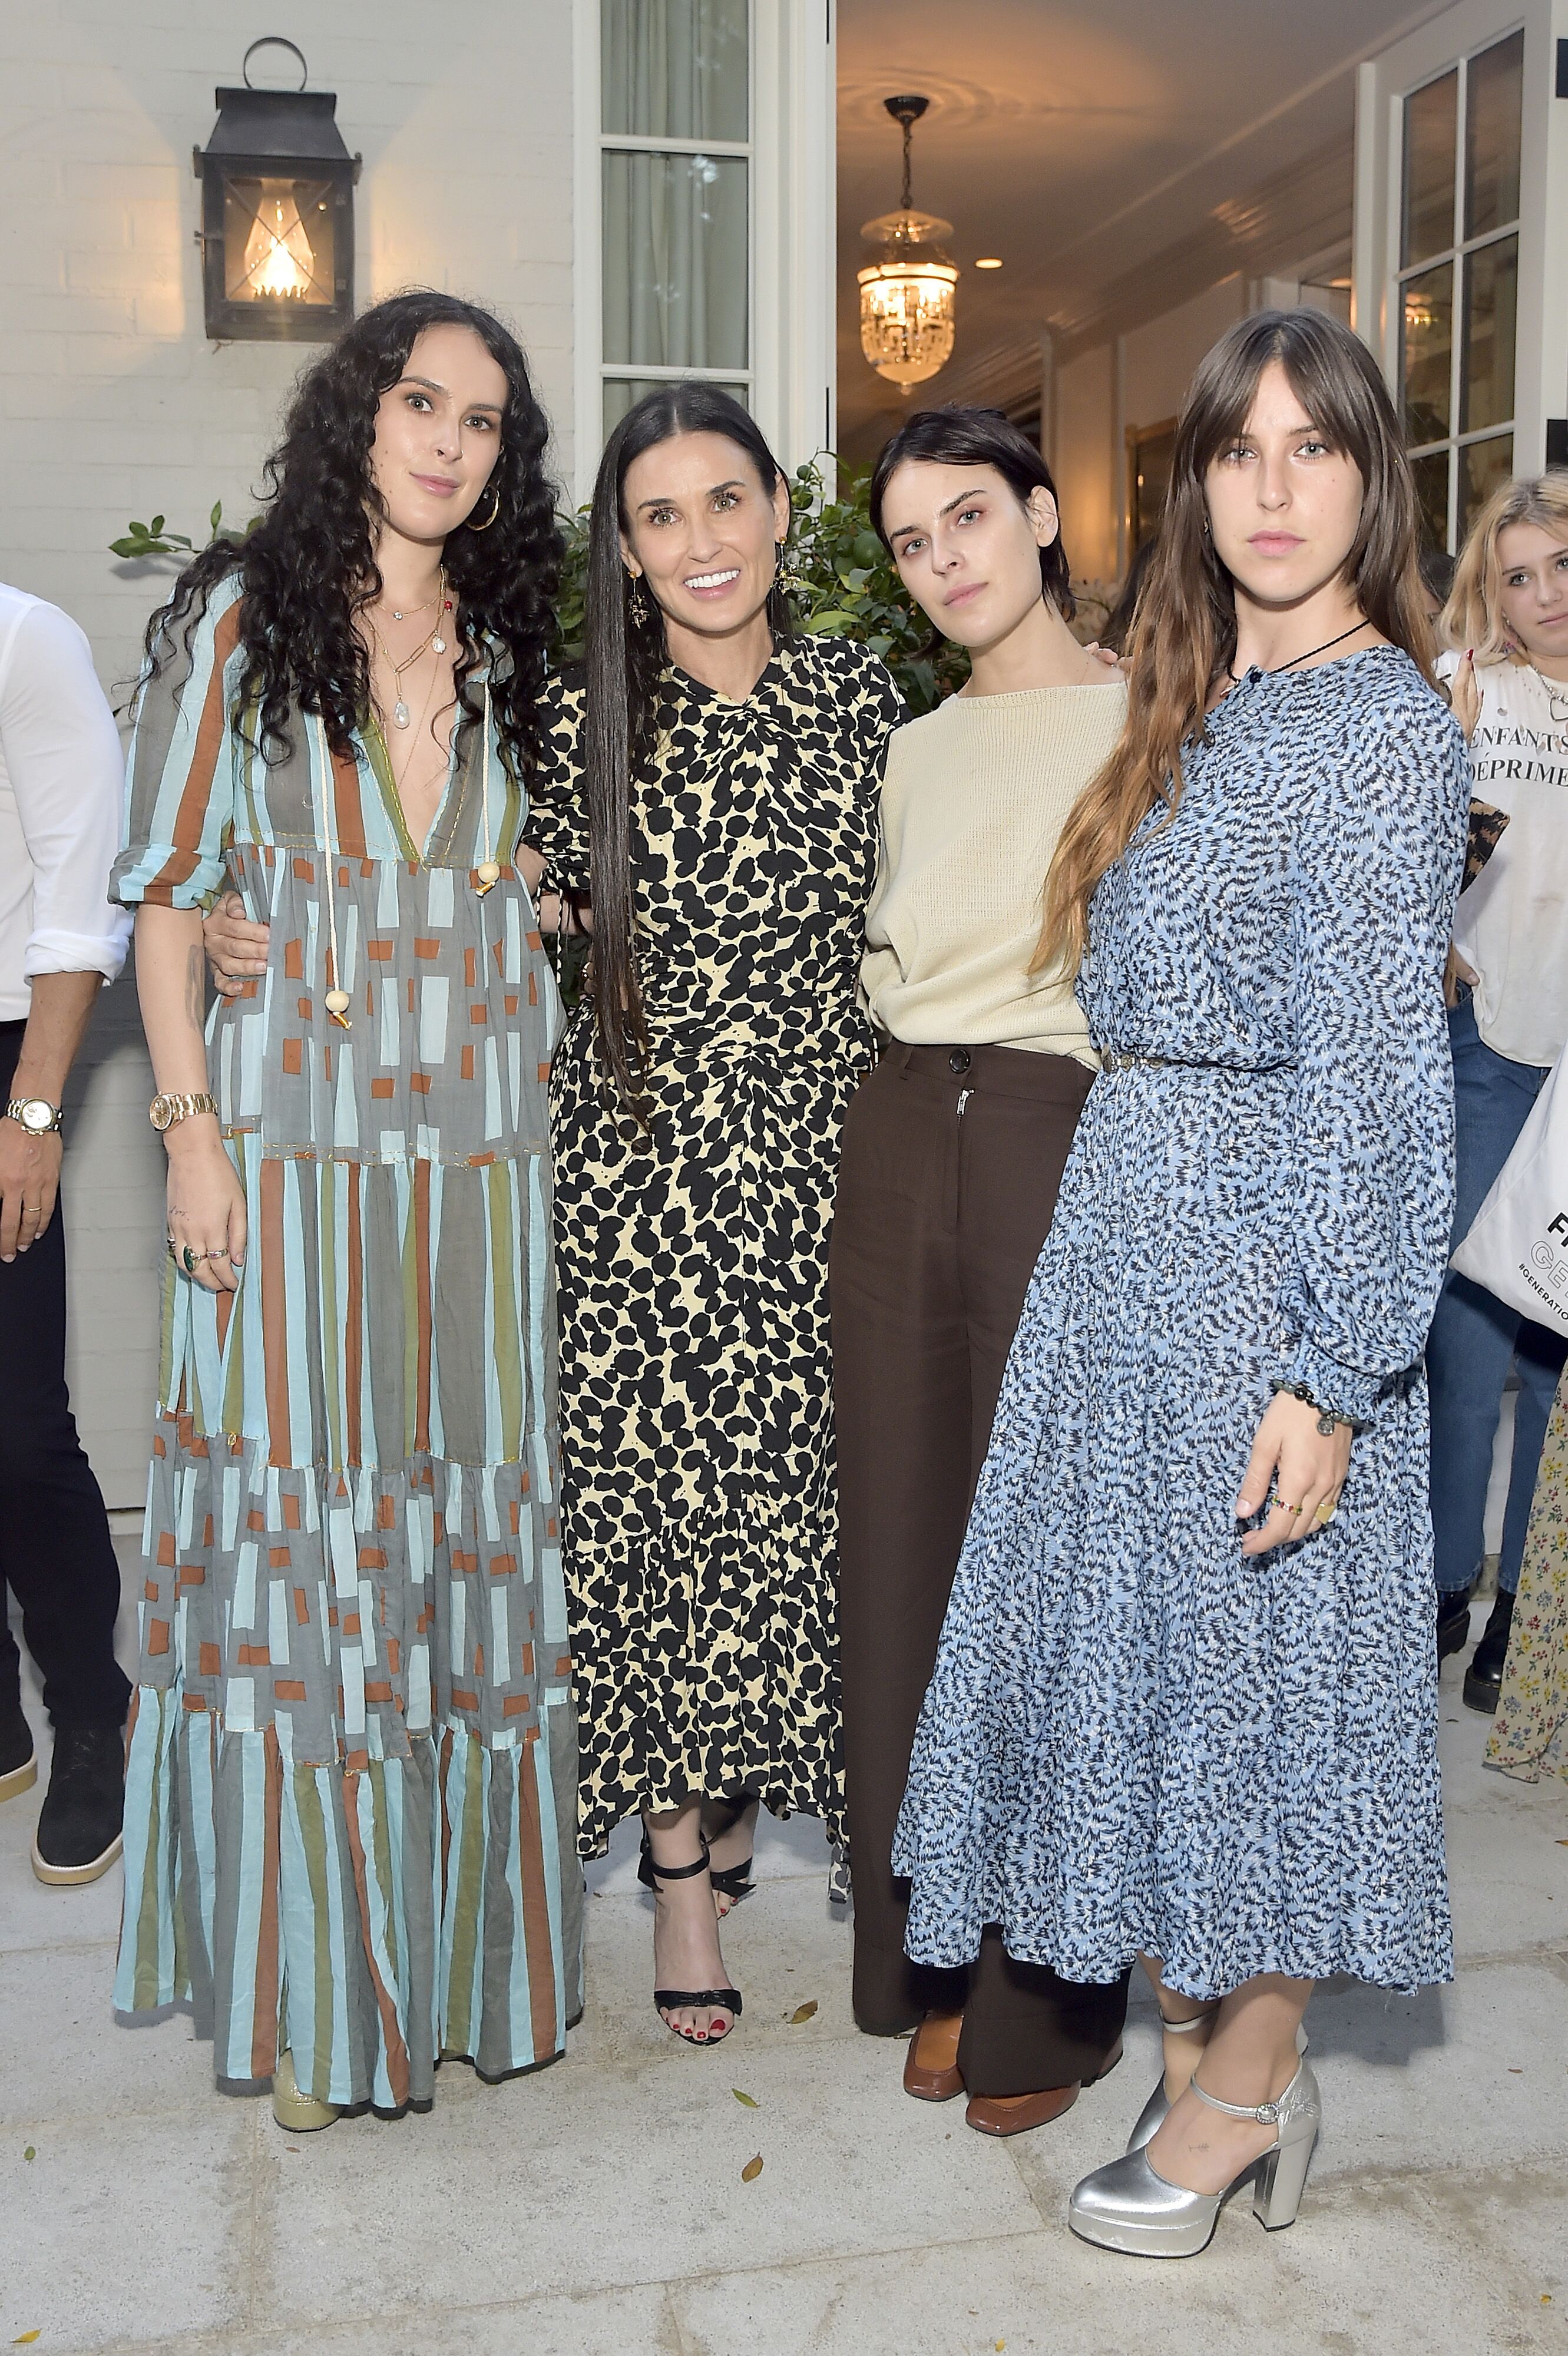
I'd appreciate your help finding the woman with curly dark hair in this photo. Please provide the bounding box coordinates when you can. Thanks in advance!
[109,290,581,2130]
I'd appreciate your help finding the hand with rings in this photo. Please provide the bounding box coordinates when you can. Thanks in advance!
[165,1132,246,1293]
[1235,1388,1351,1556]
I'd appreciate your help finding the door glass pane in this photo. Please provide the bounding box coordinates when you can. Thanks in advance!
[1461,234,1518,434]
[1411,449,1451,554]
[602,150,749,369]
[603,375,749,438]
[602,0,749,141]
[1460,434,1514,541]
[1465,29,1524,239]
[1401,263,1454,446]
[1402,69,1457,266]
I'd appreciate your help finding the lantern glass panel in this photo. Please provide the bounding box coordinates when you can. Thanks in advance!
[223,175,336,310]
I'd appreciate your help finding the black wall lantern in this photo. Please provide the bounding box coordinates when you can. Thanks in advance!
[193,39,360,343]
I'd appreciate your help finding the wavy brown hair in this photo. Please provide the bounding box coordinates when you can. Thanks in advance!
[141,290,561,780]
[1036,307,1434,978]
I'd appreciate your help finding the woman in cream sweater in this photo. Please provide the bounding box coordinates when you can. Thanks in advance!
[831,406,1129,2136]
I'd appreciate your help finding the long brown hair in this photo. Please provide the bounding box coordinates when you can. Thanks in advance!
[583,383,792,1111]
[1036,307,1434,978]
[1441,469,1568,663]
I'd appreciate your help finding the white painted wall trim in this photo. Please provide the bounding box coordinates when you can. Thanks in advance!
[571,0,604,505]
[1353,0,1567,472]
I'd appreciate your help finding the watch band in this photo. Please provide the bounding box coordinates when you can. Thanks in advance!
[5,1096,63,1136]
[148,1091,219,1133]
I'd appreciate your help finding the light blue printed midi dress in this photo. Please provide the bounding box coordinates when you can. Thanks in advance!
[109,575,581,2106]
[894,647,1470,1997]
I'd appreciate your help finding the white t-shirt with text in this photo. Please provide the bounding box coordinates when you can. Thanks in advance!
[1440,648,1568,1067]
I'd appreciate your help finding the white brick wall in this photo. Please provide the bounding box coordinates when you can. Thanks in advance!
[1,0,577,1504]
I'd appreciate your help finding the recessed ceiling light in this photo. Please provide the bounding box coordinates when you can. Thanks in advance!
[975,256,1003,269]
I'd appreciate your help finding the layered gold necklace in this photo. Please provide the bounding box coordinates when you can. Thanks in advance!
[368,568,452,729]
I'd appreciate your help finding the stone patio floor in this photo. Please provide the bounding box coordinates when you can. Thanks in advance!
[2,1568,1566,2356]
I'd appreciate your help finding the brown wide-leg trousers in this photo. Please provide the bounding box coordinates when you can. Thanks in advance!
[831,1041,1130,2099]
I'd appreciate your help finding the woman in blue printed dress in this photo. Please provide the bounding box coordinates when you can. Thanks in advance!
[894,310,1468,2257]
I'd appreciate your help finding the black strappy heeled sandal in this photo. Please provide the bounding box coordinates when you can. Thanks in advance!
[640,1835,743,2045]
[703,1793,757,1914]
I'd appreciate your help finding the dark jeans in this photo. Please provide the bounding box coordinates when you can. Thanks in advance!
[0,1018,129,1729]
[1427,992,1568,1598]
[831,1041,1130,2098]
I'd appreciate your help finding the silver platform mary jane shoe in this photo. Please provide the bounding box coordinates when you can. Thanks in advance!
[1126,2014,1308,2154]
[1072,2057,1321,2258]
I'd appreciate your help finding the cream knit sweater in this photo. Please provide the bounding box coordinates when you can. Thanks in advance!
[861,679,1126,1066]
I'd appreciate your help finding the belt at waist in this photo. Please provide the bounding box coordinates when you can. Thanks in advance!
[1099,1049,1298,1075]
[884,1040,1097,1108]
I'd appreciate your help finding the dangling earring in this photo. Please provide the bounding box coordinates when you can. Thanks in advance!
[467,481,502,533]
[628,572,650,626]
[773,538,805,600]
[1200,514,1212,540]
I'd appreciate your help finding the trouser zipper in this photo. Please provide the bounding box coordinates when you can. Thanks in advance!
[956,1088,972,1117]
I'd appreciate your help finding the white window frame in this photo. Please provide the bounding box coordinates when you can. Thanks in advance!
[1353,0,1568,532]
[572,0,835,501]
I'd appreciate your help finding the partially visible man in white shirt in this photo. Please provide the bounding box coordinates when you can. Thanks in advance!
[0,580,133,1885]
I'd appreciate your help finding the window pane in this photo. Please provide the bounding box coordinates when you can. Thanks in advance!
[1465,29,1524,240]
[1460,434,1514,541]
[1411,449,1451,554]
[603,375,749,439]
[1401,263,1454,446]
[603,150,748,370]
[1461,234,1518,434]
[602,0,749,141]
[1402,69,1457,267]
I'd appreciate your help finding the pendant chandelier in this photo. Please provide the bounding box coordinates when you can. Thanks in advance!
[858,95,959,391]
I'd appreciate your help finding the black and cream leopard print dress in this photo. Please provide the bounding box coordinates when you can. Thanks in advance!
[527,639,904,1855]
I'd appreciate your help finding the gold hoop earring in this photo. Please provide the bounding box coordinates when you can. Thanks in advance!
[467,482,502,534]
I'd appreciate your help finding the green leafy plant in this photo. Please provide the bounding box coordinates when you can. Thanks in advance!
[108,502,254,562]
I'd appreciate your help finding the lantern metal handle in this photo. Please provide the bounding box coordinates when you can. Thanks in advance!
[242,35,309,91]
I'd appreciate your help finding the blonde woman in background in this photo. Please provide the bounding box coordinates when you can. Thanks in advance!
[1430,474,1568,1711]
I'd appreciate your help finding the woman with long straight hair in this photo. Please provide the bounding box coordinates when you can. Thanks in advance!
[524,383,902,2046]
[832,405,1129,2136]
[894,310,1468,2254]
[113,291,581,2129]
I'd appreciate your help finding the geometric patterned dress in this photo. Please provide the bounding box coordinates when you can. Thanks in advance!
[109,574,581,2108]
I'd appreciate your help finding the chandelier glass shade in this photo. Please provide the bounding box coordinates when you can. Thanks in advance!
[858,210,959,387]
[859,97,958,389]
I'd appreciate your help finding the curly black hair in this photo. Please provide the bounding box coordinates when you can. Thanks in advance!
[142,289,562,779]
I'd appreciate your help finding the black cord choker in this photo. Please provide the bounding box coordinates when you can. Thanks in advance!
[1227,617,1372,686]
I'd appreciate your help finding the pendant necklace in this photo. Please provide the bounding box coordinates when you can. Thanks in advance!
[372,568,452,728]
[1227,617,1371,686]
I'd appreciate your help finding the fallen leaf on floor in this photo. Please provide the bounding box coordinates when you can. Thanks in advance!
[732,2087,759,2107]
[14,2334,41,2345]
[741,2154,763,2182]
[789,2000,818,2024]
[22,2147,34,2162]
[1509,2067,1524,2074]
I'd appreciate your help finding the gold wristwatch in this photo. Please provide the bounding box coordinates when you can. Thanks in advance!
[148,1091,219,1133]
[5,1096,62,1135]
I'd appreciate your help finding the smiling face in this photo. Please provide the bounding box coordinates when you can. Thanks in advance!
[881,459,1058,651]
[368,322,508,546]
[1494,518,1568,667]
[1204,359,1365,611]
[620,429,791,641]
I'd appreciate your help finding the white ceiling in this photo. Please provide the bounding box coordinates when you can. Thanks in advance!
[835,0,1450,455]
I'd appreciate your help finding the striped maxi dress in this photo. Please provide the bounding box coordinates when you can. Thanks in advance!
[110,574,582,2109]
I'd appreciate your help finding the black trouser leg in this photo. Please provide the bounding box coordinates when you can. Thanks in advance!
[0,1020,129,1731]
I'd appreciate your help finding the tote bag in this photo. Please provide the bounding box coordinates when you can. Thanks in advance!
[1451,1054,1568,1336]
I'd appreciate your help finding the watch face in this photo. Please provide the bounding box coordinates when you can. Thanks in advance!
[20,1100,54,1134]
[149,1096,173,1132]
